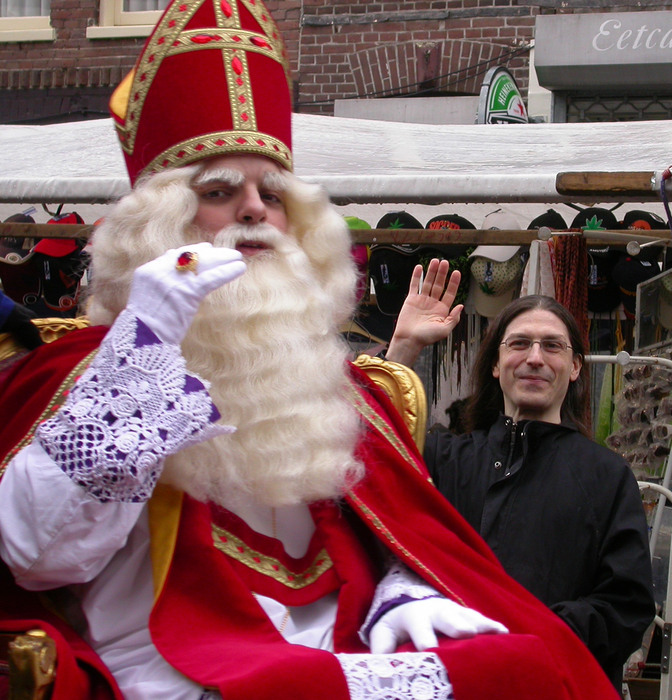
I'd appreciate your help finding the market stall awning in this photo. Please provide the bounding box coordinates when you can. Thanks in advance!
[0,114,670,204]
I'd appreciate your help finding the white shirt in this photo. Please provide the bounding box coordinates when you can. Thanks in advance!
[0,440,338,700]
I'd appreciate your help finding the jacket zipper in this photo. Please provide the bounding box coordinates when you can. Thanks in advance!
[504,420,516,476]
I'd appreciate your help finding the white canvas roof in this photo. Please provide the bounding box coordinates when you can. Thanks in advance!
[0,113,670,204]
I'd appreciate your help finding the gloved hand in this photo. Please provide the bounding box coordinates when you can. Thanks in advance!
[0,290,43,350]
[126,242,246,345]
[369,597,508,654]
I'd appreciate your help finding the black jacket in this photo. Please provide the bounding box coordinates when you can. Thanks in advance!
[424,415,655,687]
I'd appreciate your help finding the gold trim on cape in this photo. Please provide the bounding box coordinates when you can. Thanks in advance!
[348,382,422,475]
[346,376,466,606]
[348,493,466,607]
[212,523,333,589]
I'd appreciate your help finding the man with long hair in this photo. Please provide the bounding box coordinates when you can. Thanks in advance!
[387,259,655,688]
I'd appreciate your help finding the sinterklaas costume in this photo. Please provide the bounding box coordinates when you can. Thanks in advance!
[0,2,618,699]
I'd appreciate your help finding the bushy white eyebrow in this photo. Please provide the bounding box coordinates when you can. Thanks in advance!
[262,171,288,192]
[192,167,244,188]
[191,167,287,192]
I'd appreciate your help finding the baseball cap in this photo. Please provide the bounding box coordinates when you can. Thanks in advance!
[528,210,567,231]
[587,247,622,313]
[469,246,522,318]
[426,214,476,230]
[622,210,668,231]
[571,208,619,231]
[481,209,520,230]
[612,254,660,319]
[376,212,424,229]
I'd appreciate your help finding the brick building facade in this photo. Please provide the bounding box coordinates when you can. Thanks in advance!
[0,1,671,124]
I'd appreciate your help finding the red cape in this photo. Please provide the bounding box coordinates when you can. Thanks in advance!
[0,328,618,700]
[0,326,122,700]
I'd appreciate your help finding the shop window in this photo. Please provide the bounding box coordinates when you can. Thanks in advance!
[87,0,169,39]
[0,0,54,42]
[566,94,672,123]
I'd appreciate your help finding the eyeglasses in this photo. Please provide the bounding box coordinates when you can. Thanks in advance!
[500,337,573,354]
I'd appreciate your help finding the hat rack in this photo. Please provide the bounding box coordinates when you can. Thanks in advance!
[0,222,670,247]
[0,221,667,240]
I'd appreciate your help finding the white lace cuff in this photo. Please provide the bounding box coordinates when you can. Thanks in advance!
[360,559,442,646]
[336,652,454,700]
[36,310,233,503]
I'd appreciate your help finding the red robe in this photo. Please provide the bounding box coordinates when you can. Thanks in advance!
[0,327,618,700]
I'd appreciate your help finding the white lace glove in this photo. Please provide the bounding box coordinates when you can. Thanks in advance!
[127,242,246,345]
[369,597,508,654]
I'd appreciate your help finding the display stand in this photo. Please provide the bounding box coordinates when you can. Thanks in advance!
[588,352,672,700]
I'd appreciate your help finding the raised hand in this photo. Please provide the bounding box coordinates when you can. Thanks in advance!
[385,259,463,367]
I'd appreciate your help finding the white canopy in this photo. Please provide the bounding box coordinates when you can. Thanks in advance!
[0,114,670,204]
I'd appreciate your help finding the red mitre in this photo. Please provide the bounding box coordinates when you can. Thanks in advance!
[110,0,293,185]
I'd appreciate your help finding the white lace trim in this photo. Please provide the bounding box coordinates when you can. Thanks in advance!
[36,310,233,503]
[337,652,454,700]
[360,559,442,645]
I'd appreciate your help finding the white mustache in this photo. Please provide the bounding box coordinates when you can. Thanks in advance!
[211,223,286,250]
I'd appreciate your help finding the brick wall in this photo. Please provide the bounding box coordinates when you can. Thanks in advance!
[0,0,142,123]
[279,1,537,115]
[276,0,672,115]
[0,1,671,123]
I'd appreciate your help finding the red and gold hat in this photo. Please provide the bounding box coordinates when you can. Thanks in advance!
[110,0,292,185]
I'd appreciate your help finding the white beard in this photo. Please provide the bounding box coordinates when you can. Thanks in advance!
[160,224,364,509]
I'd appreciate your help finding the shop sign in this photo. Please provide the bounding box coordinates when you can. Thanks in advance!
[477,67,529,125]
[535,10,672,90]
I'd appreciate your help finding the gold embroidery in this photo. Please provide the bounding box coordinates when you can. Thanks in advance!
[212,523,333,589]
[214,0,237,28]
[119,0,290,160]
[348,382,422,475]
[143,130,292,176]
[240,0,290,83]
[348,493,466,607]
[167,29,282,64]
[223,43,255,132]
[119,0,201,154]
[0,351,98,479]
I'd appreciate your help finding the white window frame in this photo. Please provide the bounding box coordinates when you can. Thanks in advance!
[87,0,166,39]
[0,11,54,43]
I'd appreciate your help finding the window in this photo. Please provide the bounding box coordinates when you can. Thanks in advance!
[0,0,54,42]
[87,0,169,39]
[0,0,50,17]
[566,94,672,123]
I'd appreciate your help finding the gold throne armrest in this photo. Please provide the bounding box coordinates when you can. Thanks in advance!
[0,629,56,700]
[353,354,427,453]
[0,317,91,363]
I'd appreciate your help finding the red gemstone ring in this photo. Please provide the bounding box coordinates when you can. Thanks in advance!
[175,251,199,274]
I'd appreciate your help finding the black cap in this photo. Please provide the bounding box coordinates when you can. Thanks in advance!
[587,248,622,313]
[425,214,476,230]
[612,255,660,318]
[622,210,668,231]
[571,207,619,231]
[3,213,35,224]
[528,209,567,231]
[376,211,423,229]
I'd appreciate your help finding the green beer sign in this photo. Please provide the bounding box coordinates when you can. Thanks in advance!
[477,66,529,125]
